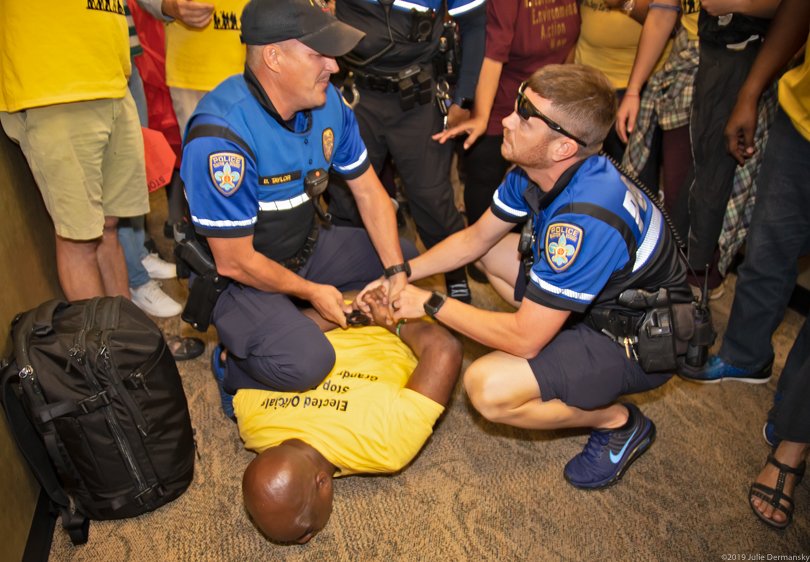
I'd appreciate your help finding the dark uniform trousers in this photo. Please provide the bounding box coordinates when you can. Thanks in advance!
[327,87,466,250]
[213,225,419,394]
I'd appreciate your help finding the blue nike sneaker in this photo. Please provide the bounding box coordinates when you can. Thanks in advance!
[212,344,236,421]
[678,355,772,384]
[564,403,656,490]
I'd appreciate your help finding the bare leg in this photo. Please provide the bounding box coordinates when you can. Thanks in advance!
[55,233,105,301]
[475,233,522,308]
[464,351,629,430]
[96,216,130,298]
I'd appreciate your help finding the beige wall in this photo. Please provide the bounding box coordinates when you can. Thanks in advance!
[0,126,64,562]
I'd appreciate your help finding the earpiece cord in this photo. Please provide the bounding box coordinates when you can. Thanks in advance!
[599,150,704,289]
[341,2,395,67]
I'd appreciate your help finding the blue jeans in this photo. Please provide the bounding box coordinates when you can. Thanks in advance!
[121,58,151,289]
[718,107,810,441]
[118,216,150,289]
[719,107,810,369]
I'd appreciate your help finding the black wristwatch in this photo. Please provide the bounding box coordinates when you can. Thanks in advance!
[384,261,411,279]
[423,290,448,319]
[459,97,474,110]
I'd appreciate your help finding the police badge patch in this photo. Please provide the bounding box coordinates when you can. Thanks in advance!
[322,128,334,162]
[545,222,584,272]
[209,152,245,197]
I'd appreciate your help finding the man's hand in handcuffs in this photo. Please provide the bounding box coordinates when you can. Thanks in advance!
[391,285,432,321]
[361,287,397,333]
[355,271,409,324]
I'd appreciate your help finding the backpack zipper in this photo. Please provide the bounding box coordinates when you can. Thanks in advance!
[70,298,151,503]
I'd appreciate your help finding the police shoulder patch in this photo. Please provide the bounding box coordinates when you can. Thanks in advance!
[208,152,245,197]
[322,128,334,162]
[544,222,584,273]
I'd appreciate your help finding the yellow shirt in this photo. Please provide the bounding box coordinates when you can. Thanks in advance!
[235,326,445,476]
[778,28,810,143]
[680,0,701,42]
[575,0,671,90]
[0,1,130,112]
[164,0,248,91]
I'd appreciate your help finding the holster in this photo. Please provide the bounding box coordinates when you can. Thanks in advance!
[174,238,230,332]
[587,288,713,373]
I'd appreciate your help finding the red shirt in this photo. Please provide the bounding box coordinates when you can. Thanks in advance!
[485,0,581,135]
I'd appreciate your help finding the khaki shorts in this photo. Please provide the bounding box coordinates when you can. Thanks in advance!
[0,92,150,240]
[169,86,207,136]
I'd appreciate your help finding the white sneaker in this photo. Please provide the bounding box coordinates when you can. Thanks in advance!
[141,252,177,279]
[130,280,183,317]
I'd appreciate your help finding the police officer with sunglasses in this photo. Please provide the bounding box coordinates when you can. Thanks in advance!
[359,64,692,490]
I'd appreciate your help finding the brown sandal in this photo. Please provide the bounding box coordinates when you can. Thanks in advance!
[749,453,805,529]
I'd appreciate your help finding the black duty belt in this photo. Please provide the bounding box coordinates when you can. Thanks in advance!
[279,218,319,273]
[344,64,433,111]
[349,67,402,93]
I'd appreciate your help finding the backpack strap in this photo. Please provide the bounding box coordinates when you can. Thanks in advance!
[0,360,89,545]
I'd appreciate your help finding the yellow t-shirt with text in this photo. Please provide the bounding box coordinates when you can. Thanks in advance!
[164,0,248,91]
[235,326,445,476]
[575,0,672,89]
[0,1,130,112]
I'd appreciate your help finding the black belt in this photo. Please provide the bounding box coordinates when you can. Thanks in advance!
[279,218,319,273]
[348,68,401,93]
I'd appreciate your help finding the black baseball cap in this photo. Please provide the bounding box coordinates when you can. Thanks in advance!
[240,0,365,57]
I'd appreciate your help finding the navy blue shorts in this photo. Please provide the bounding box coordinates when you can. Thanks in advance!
[213,226,419,394]
[528,323,673,410]
[515,266,671,409]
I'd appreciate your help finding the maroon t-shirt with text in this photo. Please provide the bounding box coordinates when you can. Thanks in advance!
[485,0,581,136]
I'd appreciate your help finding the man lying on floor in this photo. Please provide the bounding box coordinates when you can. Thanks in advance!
[237,289,462,544]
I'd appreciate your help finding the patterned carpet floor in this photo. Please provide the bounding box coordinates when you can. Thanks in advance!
[48,192,810,561]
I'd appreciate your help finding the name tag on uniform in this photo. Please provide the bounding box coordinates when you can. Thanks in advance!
[259,171,302,186]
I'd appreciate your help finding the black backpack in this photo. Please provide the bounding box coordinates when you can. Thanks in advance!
[0,297,196,545]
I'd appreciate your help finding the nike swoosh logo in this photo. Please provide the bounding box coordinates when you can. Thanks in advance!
[610,428,638,464]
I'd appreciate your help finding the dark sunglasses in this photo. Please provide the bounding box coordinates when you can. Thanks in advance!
[516,82,588,147]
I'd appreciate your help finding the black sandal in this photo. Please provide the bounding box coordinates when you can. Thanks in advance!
[165,335,205,362]
[749,453,806,529]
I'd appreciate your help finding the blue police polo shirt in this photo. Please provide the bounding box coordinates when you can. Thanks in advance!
[181,68,370,262]
[491,156,675,313]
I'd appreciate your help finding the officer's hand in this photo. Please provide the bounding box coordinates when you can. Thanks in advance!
[162,0,215,28]
[724,97,758,165]
[615,93,641,143]
[432,116,487,149]
[354,276,386,314]
[446,104,471,130]
[384,272,409,325]
[310,284,351,329]
[391,285,432,321]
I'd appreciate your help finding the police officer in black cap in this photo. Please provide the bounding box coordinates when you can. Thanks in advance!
[180,0,418,413]
[325,0,487,303]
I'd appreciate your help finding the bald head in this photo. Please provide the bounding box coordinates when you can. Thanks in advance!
[242,441,334,544]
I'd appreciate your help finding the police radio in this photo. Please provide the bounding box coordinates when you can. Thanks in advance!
[304,168,332,224]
